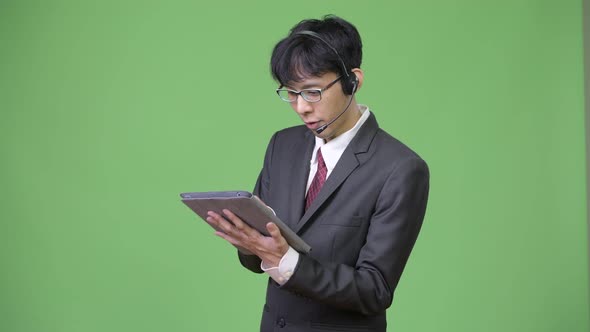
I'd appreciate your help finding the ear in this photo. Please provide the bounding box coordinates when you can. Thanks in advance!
[351,68,364,92]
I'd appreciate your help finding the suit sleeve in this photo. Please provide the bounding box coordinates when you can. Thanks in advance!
[281,157,430,315]
[237,132,278,274]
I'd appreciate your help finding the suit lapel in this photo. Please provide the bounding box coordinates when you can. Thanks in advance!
[293,112,380,234]
[294,151,359,233]
[285,130,314,227]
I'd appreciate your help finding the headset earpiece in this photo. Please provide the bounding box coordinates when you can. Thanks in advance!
[344,72,358,95]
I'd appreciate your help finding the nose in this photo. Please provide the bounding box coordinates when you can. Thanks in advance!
[292,95,313,115]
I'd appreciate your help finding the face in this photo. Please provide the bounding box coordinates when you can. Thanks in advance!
[282,72,360,142]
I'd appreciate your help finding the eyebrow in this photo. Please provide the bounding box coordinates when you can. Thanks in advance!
[285,81,323,90]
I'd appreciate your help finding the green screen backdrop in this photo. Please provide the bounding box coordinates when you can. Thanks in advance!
[1,1,588,331]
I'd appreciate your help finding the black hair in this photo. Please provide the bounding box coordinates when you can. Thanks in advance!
[270,15,363,90]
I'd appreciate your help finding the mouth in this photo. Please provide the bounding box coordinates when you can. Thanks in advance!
[305,121,321,129]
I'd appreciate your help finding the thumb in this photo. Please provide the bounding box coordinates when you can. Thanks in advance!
[266,222,282,239]
[254,195,266,205]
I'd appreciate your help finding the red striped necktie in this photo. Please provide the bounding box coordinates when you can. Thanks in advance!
[305,148,327,210]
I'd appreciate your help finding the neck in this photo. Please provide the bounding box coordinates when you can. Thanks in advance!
[324,101,361,142]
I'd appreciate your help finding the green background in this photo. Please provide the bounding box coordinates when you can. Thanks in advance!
[1,1,588,331]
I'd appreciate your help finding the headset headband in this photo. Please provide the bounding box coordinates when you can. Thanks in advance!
[294,30,350,79]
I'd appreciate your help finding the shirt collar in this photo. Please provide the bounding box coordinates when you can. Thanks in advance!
[311,105,371,173]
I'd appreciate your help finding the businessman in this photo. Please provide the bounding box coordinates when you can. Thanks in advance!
[206,15,430,332]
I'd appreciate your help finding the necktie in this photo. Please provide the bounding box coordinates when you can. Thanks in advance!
[306,148,327,210]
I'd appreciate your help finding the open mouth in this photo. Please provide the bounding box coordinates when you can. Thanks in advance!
[305,121,321,129]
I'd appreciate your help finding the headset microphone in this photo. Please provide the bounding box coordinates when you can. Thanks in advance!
[314,79,357,134]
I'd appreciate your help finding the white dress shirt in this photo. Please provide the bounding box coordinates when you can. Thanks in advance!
[261,105,371,284]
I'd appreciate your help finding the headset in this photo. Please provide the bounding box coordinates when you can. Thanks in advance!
[292,30,359,134]
[294,30,358,95]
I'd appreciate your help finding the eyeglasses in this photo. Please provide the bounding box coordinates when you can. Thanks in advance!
[276,76,342,103]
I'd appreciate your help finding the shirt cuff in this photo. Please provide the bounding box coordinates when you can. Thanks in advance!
[260,246,299,285]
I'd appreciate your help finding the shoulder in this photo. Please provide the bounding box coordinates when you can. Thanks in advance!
[274,124,308,140]
[266,124,310,148]
[366,128,429,179]
[356,110,426,165]
[374,129,424,161]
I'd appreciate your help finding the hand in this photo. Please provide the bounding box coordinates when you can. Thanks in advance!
[206,209,289,267]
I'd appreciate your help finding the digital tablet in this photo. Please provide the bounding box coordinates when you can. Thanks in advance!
[180,191,311,254]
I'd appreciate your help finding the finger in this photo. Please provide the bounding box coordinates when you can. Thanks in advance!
[266,223,289,257]
[222,209,244,228]
[206,210,224,227]
[207,210,224,223]
[254,195,266,205]
[214,231,242,247]
[205,215,218,227]
[222,209,256,235]
[208,211,236,234]
[266,222,283,240]
[254,196,276,216]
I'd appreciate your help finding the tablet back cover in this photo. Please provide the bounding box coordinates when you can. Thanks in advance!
[181,191,311,253]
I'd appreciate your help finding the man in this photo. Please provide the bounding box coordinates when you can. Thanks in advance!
[206,15,429,332]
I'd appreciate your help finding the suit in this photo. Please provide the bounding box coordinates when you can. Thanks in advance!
[239,112,430,332]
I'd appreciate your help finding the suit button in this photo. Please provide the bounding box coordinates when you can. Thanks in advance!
[277,317,286,328]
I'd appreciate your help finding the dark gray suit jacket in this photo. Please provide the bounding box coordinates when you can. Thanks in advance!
[239,112,429,332]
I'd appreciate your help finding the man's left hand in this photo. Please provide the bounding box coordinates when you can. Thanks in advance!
[206,209,289,267]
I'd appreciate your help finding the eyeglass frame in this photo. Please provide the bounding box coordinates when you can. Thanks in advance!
[275,76,342,103]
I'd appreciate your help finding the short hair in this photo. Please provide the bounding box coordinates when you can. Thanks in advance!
[270,15,363,87]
